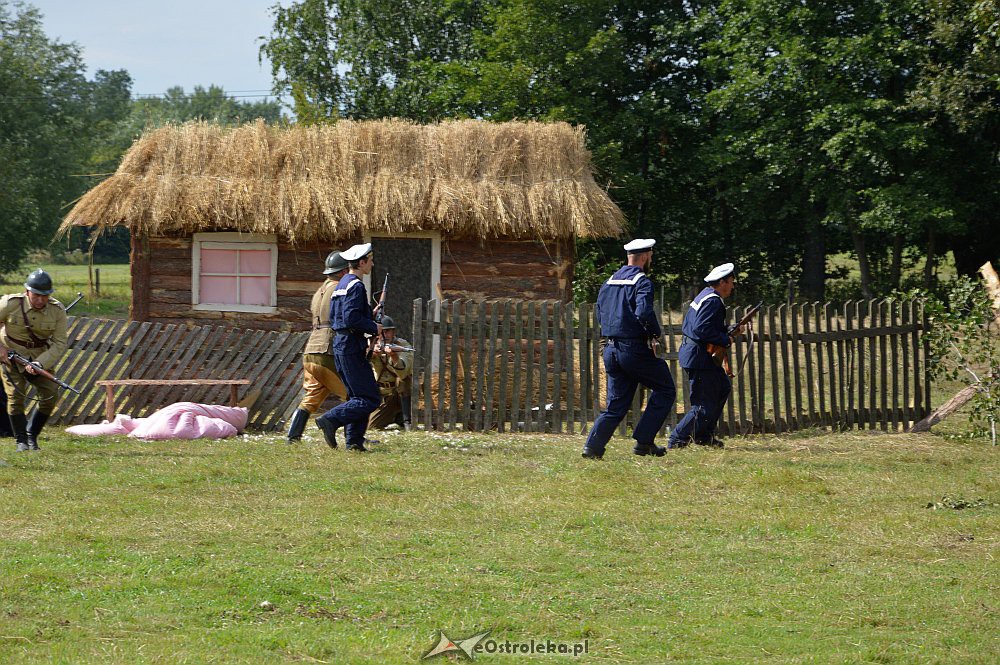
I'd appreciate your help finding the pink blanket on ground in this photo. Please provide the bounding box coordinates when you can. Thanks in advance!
[65,402,248,440]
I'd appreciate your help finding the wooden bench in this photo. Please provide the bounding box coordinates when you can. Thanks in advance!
[94,379,252,422]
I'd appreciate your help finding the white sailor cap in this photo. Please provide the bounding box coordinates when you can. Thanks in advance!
[623,238,656,253]
[341,243,373,261]
[704,262,735,282]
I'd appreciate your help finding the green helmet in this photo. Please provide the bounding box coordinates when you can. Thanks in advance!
[380,315,396,329]
[324,251,349,275]
[24,269,54,295]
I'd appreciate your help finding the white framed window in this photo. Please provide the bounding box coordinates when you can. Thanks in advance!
[192,232,278,313]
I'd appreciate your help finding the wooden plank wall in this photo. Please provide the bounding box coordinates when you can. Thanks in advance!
[133,234,571,332]
[50,317,308,430]
[410,298,932,436]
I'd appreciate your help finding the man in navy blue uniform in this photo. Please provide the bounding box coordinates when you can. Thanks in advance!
[315,243,382,452]
[582,239,676,459]
[668,262,741,449]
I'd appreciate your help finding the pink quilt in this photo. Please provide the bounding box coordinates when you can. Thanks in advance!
[66,402,248,440]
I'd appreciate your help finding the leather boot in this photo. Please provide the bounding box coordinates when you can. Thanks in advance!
[400,395,412,431]
[26,411,48,451]
[10,413,28,452]
[314,415,339,449]
[286,408,310,443]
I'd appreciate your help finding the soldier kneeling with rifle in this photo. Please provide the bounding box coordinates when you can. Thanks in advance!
[368,315,415,431]
[1,270,71,452]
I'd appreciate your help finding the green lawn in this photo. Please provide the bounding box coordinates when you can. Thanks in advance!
[1,264,131,317]
[1,427,996,663]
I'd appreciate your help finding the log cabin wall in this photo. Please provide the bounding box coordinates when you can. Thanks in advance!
[134,235,340,332]
[439,237,573,302]
[130,234,575,331]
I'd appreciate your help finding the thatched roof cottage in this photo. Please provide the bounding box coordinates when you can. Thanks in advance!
[60,120,624,337]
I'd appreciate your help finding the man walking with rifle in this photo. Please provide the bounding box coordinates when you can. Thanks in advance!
[581,239,677,459]
[315,243,382,452]
[668,263,746,449]
[1,270,69,452]
[286,250,351,443]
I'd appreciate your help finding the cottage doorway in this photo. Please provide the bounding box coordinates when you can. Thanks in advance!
[365,233,441,341]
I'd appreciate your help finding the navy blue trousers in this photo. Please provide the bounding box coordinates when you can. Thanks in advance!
[583,339,676,455]
[669,365,731,445]
[319,349,381,446]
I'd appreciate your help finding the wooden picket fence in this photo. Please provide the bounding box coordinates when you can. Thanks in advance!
[409,298,932,436]
[49,317,307,429]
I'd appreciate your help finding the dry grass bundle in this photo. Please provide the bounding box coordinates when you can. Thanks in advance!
[60,119,625,241]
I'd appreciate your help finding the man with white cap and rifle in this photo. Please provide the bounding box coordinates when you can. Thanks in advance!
[315,243,382,452]
[581,239,676,459]
[668,262,742,449]
[286,250,350,443]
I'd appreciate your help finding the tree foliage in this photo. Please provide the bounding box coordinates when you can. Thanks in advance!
[0,2,129,272]
[923,276,1000,442]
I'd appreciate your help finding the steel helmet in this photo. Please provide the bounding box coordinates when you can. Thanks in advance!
[24,269,54,295]
[380,315,396,329]
[323,251,349,275]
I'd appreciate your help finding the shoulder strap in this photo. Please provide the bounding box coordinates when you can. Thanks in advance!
[19,298,49,346]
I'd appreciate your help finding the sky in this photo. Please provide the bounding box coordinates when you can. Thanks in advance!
[30,0,288,101]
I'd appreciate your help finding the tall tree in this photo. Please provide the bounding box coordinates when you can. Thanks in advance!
[0,1,115,272]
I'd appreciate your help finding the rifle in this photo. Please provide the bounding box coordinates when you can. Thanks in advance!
[65,292,84,312]
[373,341,416,356]
[366,273,390,360]
[705,301,763,377]
[0,341,82,395]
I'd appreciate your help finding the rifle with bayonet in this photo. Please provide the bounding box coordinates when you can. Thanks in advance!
[706,301,763,377]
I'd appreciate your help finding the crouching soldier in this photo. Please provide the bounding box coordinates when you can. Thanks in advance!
[368,316,414,431]
[1,270,68,452]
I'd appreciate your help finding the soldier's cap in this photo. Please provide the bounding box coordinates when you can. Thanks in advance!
[704,262,735,283]
[624,238,655,253]
[380,315,396,329]
[323,250,349,274]
[341,243,373,261]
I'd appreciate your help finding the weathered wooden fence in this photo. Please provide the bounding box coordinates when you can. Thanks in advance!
[51,317,307,429]
[409,298,932,436]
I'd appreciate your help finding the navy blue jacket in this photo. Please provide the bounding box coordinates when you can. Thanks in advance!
[595,266,661,339]
[679,287,730,369]
[329,274,377,354]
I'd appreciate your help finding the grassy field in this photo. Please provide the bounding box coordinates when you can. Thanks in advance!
[0,426,996,663]
[0,264,131,318]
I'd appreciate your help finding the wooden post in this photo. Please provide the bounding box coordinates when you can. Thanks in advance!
[496,300,512,433]
[484,301,499,433]
[104,384,115,422]
[511,301,524,431]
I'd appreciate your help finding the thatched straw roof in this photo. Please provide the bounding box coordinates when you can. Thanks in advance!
[60,119,624,242]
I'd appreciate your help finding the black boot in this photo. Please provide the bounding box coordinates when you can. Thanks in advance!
[314,415,338,449]
[400,395,412,431]
[633,441,666,457]
[10,413,28,452]
[286,408,310,443]
[26,411,48,451]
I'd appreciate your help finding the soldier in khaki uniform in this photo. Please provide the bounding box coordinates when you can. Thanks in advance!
[368,316,414,431]
[1,270,68,451]
[286,251,350,442]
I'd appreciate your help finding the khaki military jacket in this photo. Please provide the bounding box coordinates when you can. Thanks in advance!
[371,336,413,396]
[304,279,338,355]
[0,293,68,368]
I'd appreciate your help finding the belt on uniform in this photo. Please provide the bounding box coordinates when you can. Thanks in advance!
[312,324,331,330]
[606,336,642,342]
[6,336,47,349]
[335,328,365,337]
